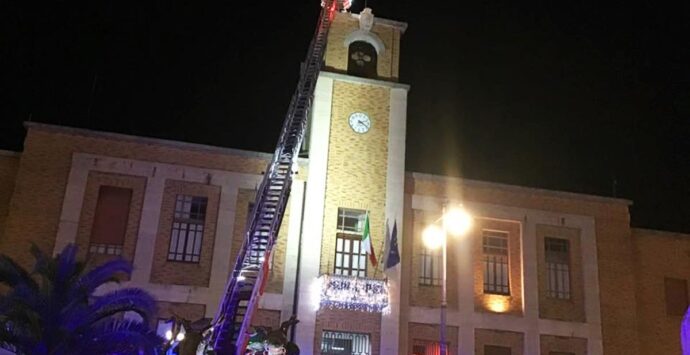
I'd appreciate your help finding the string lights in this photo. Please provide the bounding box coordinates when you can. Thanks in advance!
[317,274,390,314]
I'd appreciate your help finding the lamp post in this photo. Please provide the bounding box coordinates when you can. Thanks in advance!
[422,204,472,355]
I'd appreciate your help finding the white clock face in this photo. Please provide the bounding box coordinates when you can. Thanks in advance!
[348,112,371,134]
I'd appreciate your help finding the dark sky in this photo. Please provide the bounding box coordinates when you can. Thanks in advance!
[2,1,690,232]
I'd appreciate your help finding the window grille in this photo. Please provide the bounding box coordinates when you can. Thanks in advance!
[89,243,123,256]
[482,231,510,295]
[167,195,207,262]
[321,331,371,355]
[334,208,367,277]
[419,246,442,286]
[545,237,571,299]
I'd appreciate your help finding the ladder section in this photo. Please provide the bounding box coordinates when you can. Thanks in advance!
[209,1,341,354]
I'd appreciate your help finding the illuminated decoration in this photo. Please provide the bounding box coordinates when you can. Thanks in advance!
[485,296,509,313]
[318,274,390,313]
[321,0,351,11]
[444,206,472,236]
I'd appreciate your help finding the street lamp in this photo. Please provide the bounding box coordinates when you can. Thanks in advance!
[422,204,472,355]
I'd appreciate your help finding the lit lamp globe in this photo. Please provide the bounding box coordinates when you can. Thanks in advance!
[444,207,472,236]
[422,224,445,250]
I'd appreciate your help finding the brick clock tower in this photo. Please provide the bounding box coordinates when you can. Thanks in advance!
[294,7,409,355]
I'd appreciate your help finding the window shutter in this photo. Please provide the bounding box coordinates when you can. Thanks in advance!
[91,186,132,245]
[665,277,689,316]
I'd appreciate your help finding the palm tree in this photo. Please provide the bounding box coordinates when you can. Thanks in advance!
[0,243,163,354]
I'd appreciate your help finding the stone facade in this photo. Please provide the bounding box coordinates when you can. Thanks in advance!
[324,12,404,81]
[75,171,146,268]
[149,179,221,287]
[0,151,19,242]
[536,224,586,322]
[408,322,459,354]
[539,334,588,355]
[318,80,391,278]
[0,7,688,355]
[473,218,523,316]
[633,229,690,355]
[475,328,524,355]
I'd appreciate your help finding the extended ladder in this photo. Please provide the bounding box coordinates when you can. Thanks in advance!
[208,1,346,353]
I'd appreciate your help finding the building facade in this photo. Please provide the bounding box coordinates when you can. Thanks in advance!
[0,8,688,355]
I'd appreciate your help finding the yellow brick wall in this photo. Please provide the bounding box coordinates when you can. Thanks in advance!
[475,328,524,355]
[536,224,586,322]
[407,323,459,354]
[230,188,290,294]
[0,153,19,242]
[407,174,639,355]
[252,309,281,329]
[633,229,690,355]
[473,218,523,316]
[75,171,146,269]
[157,301,207,322]
[325,12,402,80]
[319,81,390,277]
[0,127,270,269]
[315,308,381,355]
[539,334,588,354]
[149,179,220,286]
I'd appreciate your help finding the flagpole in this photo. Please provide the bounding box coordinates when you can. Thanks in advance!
[373,224,386,279]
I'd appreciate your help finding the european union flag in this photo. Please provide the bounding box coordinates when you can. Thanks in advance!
[385,220,400,270]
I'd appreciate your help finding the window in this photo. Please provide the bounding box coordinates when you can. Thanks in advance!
[347,41,377,78]
[482,231,510,295]
[665,277,689,316]
[168,195,208,262]
[334,208,367,277]
[419,246,442,286]
[412,340,443,355]
[89,186,132,256]
[545,237,571,299]
[321,331,370,355]
[484,345,511,355]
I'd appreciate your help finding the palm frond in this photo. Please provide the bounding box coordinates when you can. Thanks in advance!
[72,258,132,297]
[0,255,38,290]
[77,319,163,355]
[52,244,80,299]
[66,288,157,332]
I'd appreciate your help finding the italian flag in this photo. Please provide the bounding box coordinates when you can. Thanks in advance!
[362,213,378,267]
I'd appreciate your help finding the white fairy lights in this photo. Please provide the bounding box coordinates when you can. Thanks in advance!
[317,274,390,313]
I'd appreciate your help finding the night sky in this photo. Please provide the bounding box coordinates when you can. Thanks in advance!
[2,1,690,232]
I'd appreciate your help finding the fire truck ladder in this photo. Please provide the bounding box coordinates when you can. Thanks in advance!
[209,1,343,353]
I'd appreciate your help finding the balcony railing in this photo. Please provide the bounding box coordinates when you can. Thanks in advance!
[317,274,390,313]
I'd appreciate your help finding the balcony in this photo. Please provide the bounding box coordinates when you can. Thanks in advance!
[316,274,390,313]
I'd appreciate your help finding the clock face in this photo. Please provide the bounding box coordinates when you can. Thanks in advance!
[348,112,371,134]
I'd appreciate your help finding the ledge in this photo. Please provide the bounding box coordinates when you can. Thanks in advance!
[409,171,633,206]
[320,71,411,91]
[24,122,309,165]
[0,149,20,157]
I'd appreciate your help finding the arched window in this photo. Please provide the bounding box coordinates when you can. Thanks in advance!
[347,41,377,78]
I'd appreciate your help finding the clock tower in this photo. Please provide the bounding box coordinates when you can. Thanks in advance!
[295,7,409,354]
